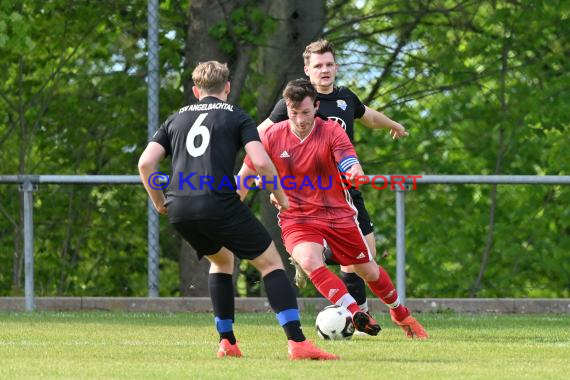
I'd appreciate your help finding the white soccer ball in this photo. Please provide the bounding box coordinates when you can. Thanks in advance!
[315,305,355,340]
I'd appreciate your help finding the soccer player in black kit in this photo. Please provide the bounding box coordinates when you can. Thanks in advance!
[138,61,338,359]
[259,41,427,339]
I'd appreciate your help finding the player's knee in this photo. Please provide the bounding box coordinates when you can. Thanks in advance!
[250,242,284,274]
[359,271,378,282]
[208,262,233,273]
[293,254,322,276]
[290,243,325,275]
[263,242,284,264]
[206,253,234,273]
[353,262,379,282]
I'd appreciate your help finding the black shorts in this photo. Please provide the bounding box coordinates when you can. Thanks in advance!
[349,188,374,235]
[171,202,272,260]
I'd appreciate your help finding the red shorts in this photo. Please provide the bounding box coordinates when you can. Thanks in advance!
[282,223,372,266]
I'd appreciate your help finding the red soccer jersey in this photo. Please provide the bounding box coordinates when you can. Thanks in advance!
[246,117,359,229]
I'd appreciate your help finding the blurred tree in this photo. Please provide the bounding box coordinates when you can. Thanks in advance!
[0,0,183,296]
[179,0,325,295]
[324,0,570,297]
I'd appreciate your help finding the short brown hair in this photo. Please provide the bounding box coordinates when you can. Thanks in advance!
[192,61,229,94]
[303,39,336,65]
[282,78,317,108]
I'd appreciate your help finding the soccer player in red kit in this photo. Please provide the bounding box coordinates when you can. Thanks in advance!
[260,39,409,317]
[239,78,427,339]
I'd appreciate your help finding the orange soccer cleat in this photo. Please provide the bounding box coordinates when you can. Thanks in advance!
[287,339,339,360]
[352,311,382,336]
[390,309,428,339]
[217,339,243,358]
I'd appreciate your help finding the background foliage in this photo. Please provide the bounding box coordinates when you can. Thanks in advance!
[1,0,568,298]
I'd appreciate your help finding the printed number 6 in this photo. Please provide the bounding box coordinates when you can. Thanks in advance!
[186,113,211,157]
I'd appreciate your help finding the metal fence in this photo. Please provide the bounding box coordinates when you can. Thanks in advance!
[1,174,569,311]
[147,0,160,298]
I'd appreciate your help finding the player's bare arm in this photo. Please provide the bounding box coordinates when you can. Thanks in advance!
[236,163,255,201]
[257,118,274,135]
[243,141,289,210]
[138,142,168,215]
[237,159,288,212]
[360,106,409,139]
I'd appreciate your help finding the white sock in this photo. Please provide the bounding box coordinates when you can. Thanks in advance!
[358,301,369,312]
[386,296,401,309]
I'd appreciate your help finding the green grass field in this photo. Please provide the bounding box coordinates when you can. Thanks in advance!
[1,311,569,379]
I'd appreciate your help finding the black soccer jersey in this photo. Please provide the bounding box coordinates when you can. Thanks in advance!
[268,86,366,142]
[152,96,260,222]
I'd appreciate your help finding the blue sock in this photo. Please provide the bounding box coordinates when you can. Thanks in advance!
[263,269,305,342]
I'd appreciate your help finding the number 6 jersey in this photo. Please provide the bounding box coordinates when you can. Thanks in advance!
[151,96,260,221]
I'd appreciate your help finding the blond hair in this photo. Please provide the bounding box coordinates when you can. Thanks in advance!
[192,61,229,94]
[302,39,336,65]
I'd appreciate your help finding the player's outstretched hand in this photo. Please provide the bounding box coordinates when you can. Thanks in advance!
[156,204,168,215]
[390,123,409,139]
[255,175,263,188]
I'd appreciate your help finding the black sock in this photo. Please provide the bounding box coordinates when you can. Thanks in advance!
[340,271,367,306]
[263,269,306,342]
[209,273,236,345]
[282,321,304,342]
[219,331,236,345]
